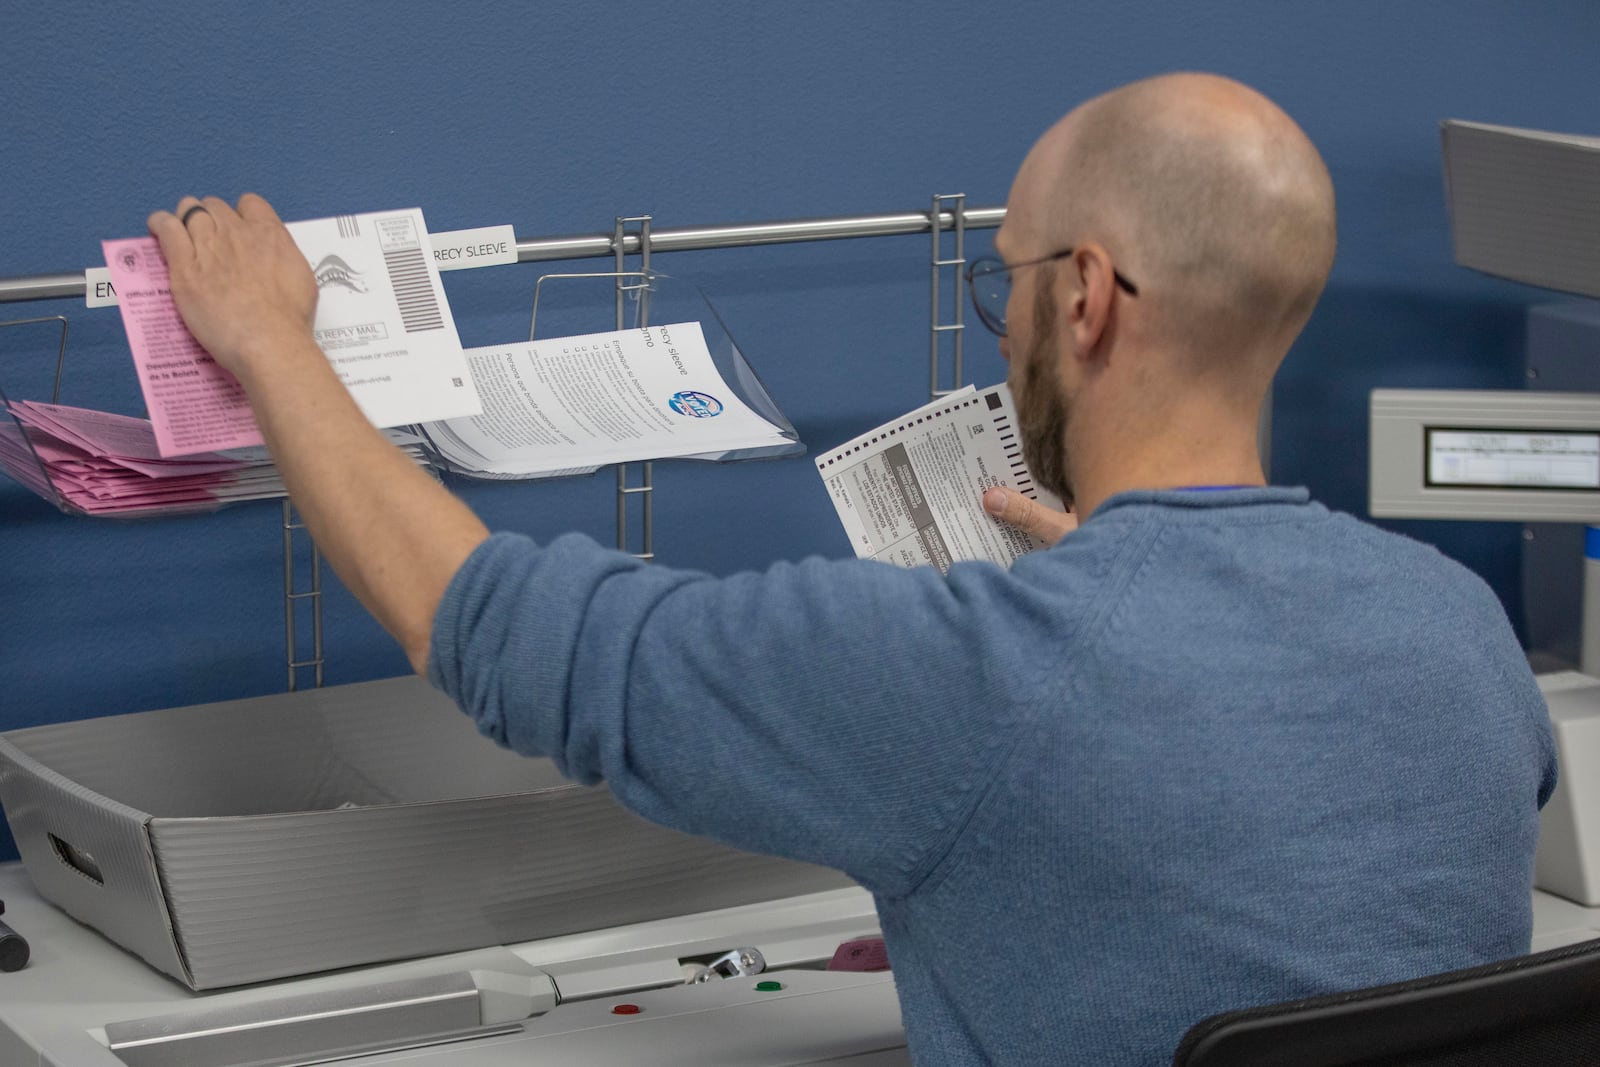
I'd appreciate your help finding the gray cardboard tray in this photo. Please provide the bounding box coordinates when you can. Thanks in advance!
[0,675,850,990]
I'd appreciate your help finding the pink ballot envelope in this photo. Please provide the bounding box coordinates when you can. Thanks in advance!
[102,207,480,458]
[101,238,260,456]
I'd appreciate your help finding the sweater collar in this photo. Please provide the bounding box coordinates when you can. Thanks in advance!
[1085,485,1312,523]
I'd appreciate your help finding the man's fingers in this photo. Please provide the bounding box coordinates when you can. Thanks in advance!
[147,209,182,241]
[172,196,216,236]
[236,192,282,224]
[188,197,256,281]
[200,194,240,225]
[147,206,198,274]
[982,486,1078,544]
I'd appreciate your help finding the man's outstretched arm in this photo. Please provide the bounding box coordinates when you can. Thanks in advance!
[149,194,487,674]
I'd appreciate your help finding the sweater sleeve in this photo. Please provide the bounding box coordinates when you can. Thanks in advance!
[427,531,1035,897]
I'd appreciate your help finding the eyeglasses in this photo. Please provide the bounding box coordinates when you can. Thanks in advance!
[965,249,1139,337]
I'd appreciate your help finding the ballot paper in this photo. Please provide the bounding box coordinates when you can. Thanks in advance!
[420,321,794,478]
[102,207,480,458]
[815,384,1063,572]
[0,399,431,516]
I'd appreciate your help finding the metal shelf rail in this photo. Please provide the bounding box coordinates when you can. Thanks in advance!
[0,206,1005,305]
[0,202,1005,688]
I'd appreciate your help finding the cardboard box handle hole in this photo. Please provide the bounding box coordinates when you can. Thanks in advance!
[48,833,104,886]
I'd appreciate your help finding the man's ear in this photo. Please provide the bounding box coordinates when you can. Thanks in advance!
[1065,244,1118,360]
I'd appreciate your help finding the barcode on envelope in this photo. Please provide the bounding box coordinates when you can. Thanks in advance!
[383,247,444,332]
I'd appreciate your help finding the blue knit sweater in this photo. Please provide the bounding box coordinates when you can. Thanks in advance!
[429,487,1556,1065]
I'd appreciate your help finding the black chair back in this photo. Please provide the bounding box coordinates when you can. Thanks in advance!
[1173,937,1600,1066]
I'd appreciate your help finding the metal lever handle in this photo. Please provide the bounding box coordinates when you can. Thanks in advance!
[687,947,766,984]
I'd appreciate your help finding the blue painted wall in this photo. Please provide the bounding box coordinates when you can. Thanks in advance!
[1,2,1596,861]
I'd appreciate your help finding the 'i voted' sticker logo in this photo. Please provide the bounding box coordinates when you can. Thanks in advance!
[668,390,724,418]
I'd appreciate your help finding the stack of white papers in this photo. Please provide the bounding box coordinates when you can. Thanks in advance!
[422,321,795,479]
[0,400,430,516]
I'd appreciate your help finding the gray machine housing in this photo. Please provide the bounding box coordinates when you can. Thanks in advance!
[0,676,849,990]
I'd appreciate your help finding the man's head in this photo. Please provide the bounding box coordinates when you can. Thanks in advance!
[996,72,1336,505]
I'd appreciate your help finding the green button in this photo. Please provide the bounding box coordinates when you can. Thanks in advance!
[755,980,784,992]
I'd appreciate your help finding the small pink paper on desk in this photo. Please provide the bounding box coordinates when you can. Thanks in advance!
[102,237,261,456]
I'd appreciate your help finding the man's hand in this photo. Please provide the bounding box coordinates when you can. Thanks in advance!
[982,486,1077,544]
[144,192,488,676]
[147,194,318,383]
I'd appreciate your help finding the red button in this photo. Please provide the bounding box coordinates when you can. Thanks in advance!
[612,1003,642,1015]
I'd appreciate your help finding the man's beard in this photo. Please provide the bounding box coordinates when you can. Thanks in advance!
[1013,287,1073,506]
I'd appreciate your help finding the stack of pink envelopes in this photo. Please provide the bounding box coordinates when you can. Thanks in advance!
[0,400,430,517]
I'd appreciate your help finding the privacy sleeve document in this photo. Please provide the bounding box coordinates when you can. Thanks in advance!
[816,384,1064,573]
[422,321,793,478]
[103,207,480,457]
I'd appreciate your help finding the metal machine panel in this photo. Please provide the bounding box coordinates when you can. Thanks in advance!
[0,864,903,1066]
[1370,388,1600,522]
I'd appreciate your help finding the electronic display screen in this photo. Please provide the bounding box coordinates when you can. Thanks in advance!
[1426,428,1600,490]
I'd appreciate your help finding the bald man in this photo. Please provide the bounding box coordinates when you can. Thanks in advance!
[150,73,1552,1066]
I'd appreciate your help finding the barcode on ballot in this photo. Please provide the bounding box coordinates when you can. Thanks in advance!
[986,392,1036,496]
[383,247,444,332]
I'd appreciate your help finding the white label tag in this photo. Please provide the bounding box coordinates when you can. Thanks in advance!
[85,266,119,307]
[427,225,518,271]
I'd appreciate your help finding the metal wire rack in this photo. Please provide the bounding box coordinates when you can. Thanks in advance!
[0,201,1003,688]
